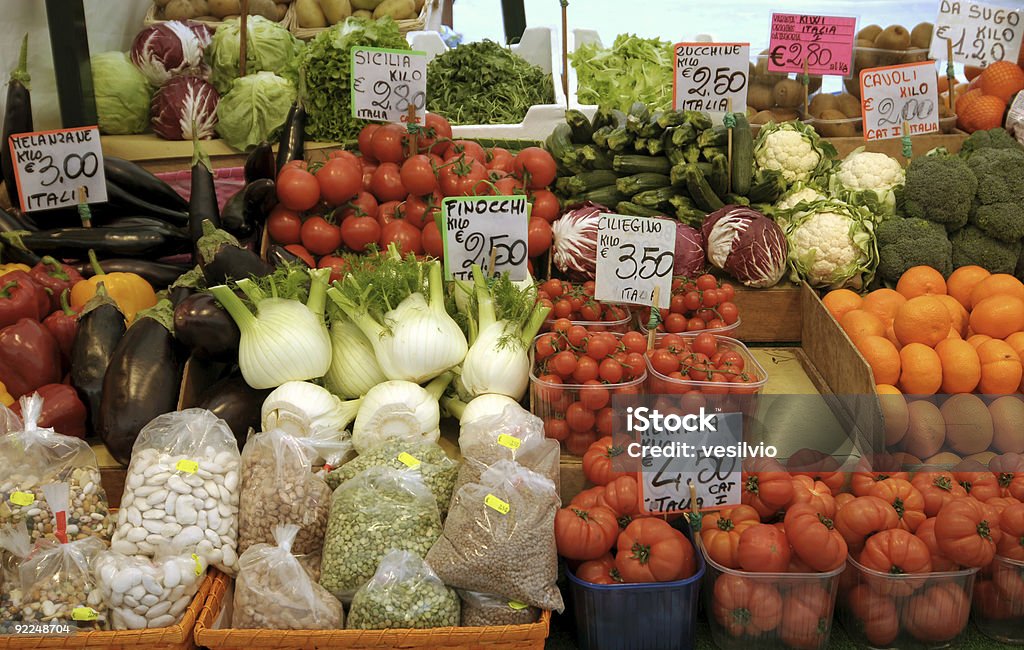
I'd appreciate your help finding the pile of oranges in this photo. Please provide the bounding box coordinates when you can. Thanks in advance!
[823,266,1024,465]
[954,55,1024,132]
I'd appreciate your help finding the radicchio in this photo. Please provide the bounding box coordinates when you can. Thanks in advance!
[550,202,610,279]
[702,205,788,288]
[674,223,706,277]
[130,21,212,86]
[151,76,220,140]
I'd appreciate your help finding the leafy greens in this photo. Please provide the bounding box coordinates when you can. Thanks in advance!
[570,34,674,112]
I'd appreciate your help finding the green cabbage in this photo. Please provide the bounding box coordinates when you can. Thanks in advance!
[91,52,152,135]
[215,71,295,151]
[207,16,303,94]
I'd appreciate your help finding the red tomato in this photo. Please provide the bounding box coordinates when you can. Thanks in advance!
[370,123,408,163]
[340,216,381,253]
[300,216,341,256]
[361,161,377,192]
[444,139,486,162]
[283,244,315,267]
[317,255,349,283]
[418,113,452,156]
[276,169,320,211]
[370,162,407,202]
[345,191,379,220]
[400,154,438,196]
[486,147,515,173]
[544,417,570,442]
[529,189,561,222]
[358,124,380,160]
[737,523,791,572]
[403,192,440,230]
[315,157,362,206]
[439,157,488,196]
[280,160,307,172]
[267,205,302,244]
[421,220,443,258]
[692,332,718,358]
[493,175,525,196]
[380,220,423,255]
[718,301,740,324]
[527,217,553,256]
[566,402,596,432]
[327,149,362,170]
[513,147,557,189]
[573,356,599,383]
[376,200,402,227]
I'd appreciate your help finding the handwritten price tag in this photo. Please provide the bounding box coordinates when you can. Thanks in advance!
[441,195,529,282]
[860,61,940,141]
[768,13,857,76]
[930,1,1023,69]
[594,214,674,309]
[351,47,427,124]
[8,126,106,213]
[674,42,750,117]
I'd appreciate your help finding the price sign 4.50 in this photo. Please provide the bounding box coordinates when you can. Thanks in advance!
[860,61,940,141]
[351,47,428,124]
[674,43,750,117]
[9,126,107,213]
[594,214,674,309]
[441,195,529,281]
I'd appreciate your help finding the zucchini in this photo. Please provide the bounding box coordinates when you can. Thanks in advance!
[606,126,634,153]
[671,162,713,186]
[640,111,664,138]
[646,137,665,156]
[616,201,664,217]
[684,164,724,212]
[747,169,787,204]
[545,122,575,164]
[667,146,688,166]
[625,102,650,134]
[701,145,727,161]
[613,155,672,175]
[683,144,701,164]
[579,186,628,207]
[730,112,754,196]
[684,111,714,131]
[671,195,706,228]
[709,154,730,198]
[592,106,617,131]
[591,126,614,148]
[698,125,728,149]
[579,145,614,170]
[611,109,628,127]
[556,170,619,195]
[633,186,677,209]
[616,173,671,197]
[632,137,650,155]
[658,111,687,129]
[566,110,594,144]
[724,193,751,206]
[670,123,698,146]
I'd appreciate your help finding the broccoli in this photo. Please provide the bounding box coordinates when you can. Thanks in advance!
[959,127,1024,158]
[875,217,952,283]
[897,155,978,231]
[970,202,1024,243]
[951,225,1022,274]
[964,147,1024,206]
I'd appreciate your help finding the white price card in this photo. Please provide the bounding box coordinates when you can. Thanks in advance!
[930,1,1023,69]
[673,42,750,118]
[8,126,107,213]
[594,214,674,309]
[350,47,427,124]
[860,61,940,141]
[441,195,529,281]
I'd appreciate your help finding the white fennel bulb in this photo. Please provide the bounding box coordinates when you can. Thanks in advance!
[351,373,451,454]
[450,393,525,425]
[324,319,386,399]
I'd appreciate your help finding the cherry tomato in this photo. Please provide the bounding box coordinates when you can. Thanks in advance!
[418,113,452,156]
[683,290,702,311]
[535,333,558,360]
[718,350,746,372]
[358,124,380,161]
[586,335,614,360]
[370,162,407,202]
[719,302,739,324]
[542,279,564,298]
[550,351,578,378]
[552,299,573,320]
[315,157,362,206]
[649,349,678,376]
[552,318,573,336]
[317,255,349,283]
[599,358,624,383]
[566,402,596,432]
[566,431,596,456]
[579,302,602,321]
[444,140,487,163]
[692,332,718,359]
[439,157,488,196]
[300,216,341,256]
[370,124,408,164]
[719,283,736,302]
[529,189,561,222]
[702,288,721,307]
[376,200,402,227]
[567,325,589,348]
[687,317,707,332]
[487,147,515,173]
[665,313,687,333]
[400,155,438,196]
[380,220,423,255]
[545,417,570,442]
[345,191,379,219]
[596,407,614,435]
[276,169,320,211]
[513,147,557,189]
[421,220,444,258]
[582,281,596,296]
[283,244,315,267]
[623,352,646,380]
[707,318,727,329]
[574,356,599,383]
[670,293,687,314]
[580,381,610,410]
[696,274,718,291]
[267,205,302,244]
[339,215,380,252]
[622,331,646,355]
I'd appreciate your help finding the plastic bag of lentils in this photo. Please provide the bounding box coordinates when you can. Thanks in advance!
[0,521,31,633]
[459,590,541,627]
[456,405,560,491]
[237,429,332,558]
[347,549,459,630]
[319,467,442,602]
[426,459,563,612]
[0,394,114,546]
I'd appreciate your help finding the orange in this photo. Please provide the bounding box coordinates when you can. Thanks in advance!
[968,334,993,349]
[893,296,953,348]
[965,66,984,82]
[978,61,1024,103]
[899,343,943,395]
[969,295,1024,339]
[884,320,902,350]
[896,265,947,299]
[935,338,982,394]
[857,335,902,385]
[862,288,907,322]
[946,265,990,309]
[841,309,885,342]
[977,339,1024,395]
[823,289,863,322]
[937,74,950,94]
[959,94,1008,132]
[876,384,910,447]
[970,274,1024,309]
[956,87,983,114]
[935,294,970,338]
[1005,332,1024,360]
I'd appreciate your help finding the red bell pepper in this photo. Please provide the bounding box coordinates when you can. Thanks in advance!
[0,318,61,398]
[43,290,77,371]
[30,257,84,313]
[0,271,47,328]
[12,383,87,438]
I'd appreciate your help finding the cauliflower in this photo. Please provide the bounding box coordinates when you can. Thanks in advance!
[829,148,905,218]
[774,182,828,223]
[754,121,837,186]
[785,198,878,289]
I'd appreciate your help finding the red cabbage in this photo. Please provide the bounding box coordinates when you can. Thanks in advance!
[550,202,610,279]
[151,76,220,140]
[702,205,788,288]
[131,21,211,86]
[674,222,706,277]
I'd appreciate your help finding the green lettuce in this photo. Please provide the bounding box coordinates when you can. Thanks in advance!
[91,52,151,135]
[569,34,673,112]
[208,16,304,94]
[215,71,295,151]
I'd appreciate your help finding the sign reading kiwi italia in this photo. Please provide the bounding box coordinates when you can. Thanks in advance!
[930,1,1023,69]
[768,13,858,77]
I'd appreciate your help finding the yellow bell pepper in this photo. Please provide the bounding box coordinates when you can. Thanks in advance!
[0,263,31,278]
[0,380,14,407]
[69,251,156,322]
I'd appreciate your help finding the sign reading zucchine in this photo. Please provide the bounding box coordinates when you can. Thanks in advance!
[673,42,750,115]
[350,47,427,124]
[441,195,529,281]
[594,214,674,309]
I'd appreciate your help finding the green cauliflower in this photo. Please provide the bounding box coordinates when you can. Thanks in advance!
[959,127,1024,158]
[970,202,1024,243]
[897,154,978,231]
[875,217,952,283]
[964,147,1024,207]
[951,225,1022,274]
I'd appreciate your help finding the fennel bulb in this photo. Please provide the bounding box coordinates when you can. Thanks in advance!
[210,268,332,389]
[262,381,360,439]
[444,393,525,424]
[324,319,387,399]
[351,373,452,454]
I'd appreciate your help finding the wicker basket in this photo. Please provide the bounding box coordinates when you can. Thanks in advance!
[290,0,436,40]
[143,1,296,31]
[194,571,551,649]
[0,571,214,650]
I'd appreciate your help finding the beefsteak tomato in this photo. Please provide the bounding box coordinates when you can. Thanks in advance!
[790,475,836,517]
[741,458,794,520]
[780,585,831,650]
[737,523,791,573]
[583,436,627,486]
[901,583,970,643]
[615,518,695,583]
[711,574,783,637]
[783,503,848,571]
[935,497,999,568]
[846,584,899,647]
[859,529,932,596]
[834,495,899,552]
[998,502,1024,561]
[554,505,618,561]
[868,478,926,533]
[700,505,759,569]
[914,517,958,571]
[575,553,622,585]
[911,471,968,517]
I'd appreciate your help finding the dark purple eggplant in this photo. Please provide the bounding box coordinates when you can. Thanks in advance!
[275,102,306,173]
[3,224,190,259]
[220,179,275,240]
[103,156,187,212]
[104,182,189,227]
[1,35,31,212]
[74,258,190,289]
[70,285,126,437]
[173,292,239,362]
[267,243,309,268]
[197,376,270,450]
[97,300,184,465]
[189,139,219,256]
[244,141,275,184]
[197,220,273,285]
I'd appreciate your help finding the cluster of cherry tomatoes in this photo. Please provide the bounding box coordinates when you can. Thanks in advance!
[639,274,741,334]
[536,279,630,330]
[268,114,561,276]
[645,332,762,394]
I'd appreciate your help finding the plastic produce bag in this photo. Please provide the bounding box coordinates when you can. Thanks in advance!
[111,409,241,574]
[237,429,332,558]
[457,405,560,490]
[324,438,458,517]
[0,521,31,633]
[0,394,113,545]
[347,549,459,630]
[233,524,343,630]
[319,467,441,602]
[427,460,563,612]
[460,589,541,627]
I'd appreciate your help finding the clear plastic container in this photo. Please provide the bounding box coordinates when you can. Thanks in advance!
[541,313,633,335]
[838,557,978,649]
[638,314,742,340]
[808,115,863,138]
[644,334,768,397]
[972,554,1024,644]
[701,543,844,650]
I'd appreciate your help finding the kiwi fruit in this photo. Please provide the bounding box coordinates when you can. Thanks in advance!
[875,25,912,51]
[910,22,934,49]
[770,108,802,122]
[748,83,776,111]
[750,110,775,125]
[773,78,806,109]
[809,93,840,117]
[853,39,879,73]
[753,48,787,84]
[816,110,858,137]
[844,78,861,100]
[857,24,884,42]
[837,93,862,118]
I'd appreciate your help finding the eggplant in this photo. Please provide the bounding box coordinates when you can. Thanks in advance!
[189,140,219,256]
[173,292,240,362]
[104,182,189,227]
[275,102,306,173]
[4,225,191,259]
[221,179,275,240]
[74,258,190,289]
[70,287,127,437]
[100,216,189,235]
[0,208,35,233]
[244,141,276,184]
[197,376,270,451]
[1,36,31,212]
[103,156,188,212]
[266,244,309,268]
[197,220,273,285]
[97,300,184,465]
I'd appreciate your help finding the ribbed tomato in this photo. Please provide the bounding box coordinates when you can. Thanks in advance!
[935,497,999,568]
[790,475,836,518]
[846,584,899,647]
[851,470,911,497]
[598,474,641,526]
[834,495,899,552]
[787,449,845,495]
[569,485,606,509]
[737,523,790,573]
[712,574,783,637]
[955,466,1002,502]
[781,585,831,650]
[700,505,759,569]
[554,505,618,561]
[912,471,968,517]
[859,529,933,596]
[615,518,695,583]
[914,517,958,571]
[575,553,621,584]
[741,458,794,520]
[901,583,970,643]
[998,502,1024,561]
[868,478,926,533]
[582,436,627,486]
[783,503,848,572]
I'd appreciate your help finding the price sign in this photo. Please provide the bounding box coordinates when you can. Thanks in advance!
[674,42,750,117]
[768,13,857,76]
[930,1,1023,69]
[594,214,674,309]
[441,195,529,281]
[350,47,427,124]
[8,126,106,213]
[860,61,940,141]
